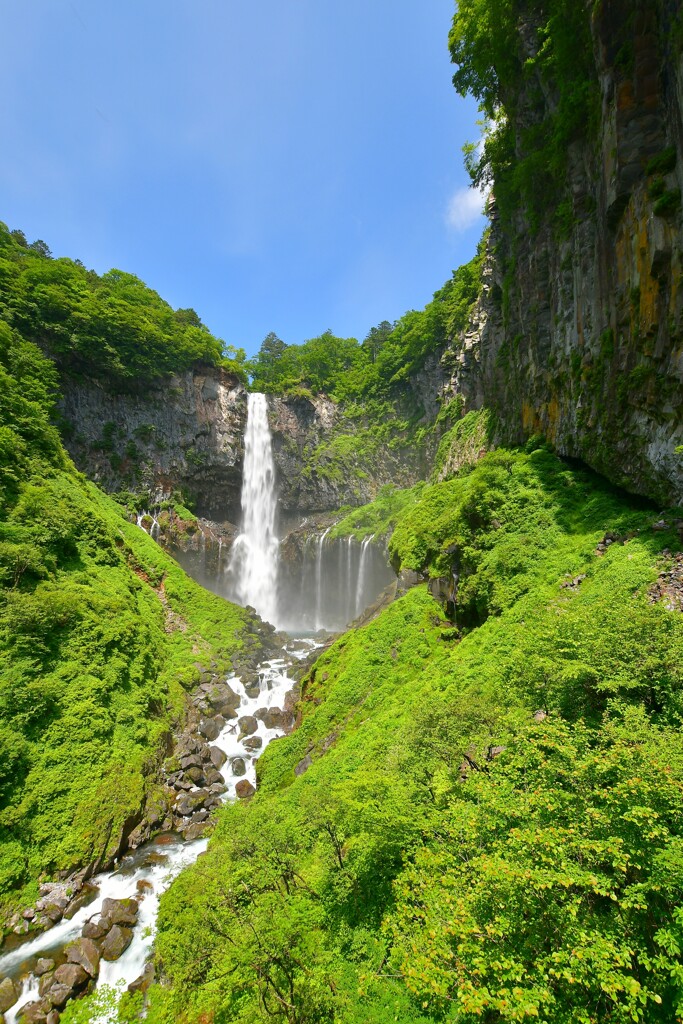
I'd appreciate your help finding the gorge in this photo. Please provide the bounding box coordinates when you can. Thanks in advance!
[1,2,683,1023]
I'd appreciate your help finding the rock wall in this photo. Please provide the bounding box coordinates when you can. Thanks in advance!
[58,364,248,521]
[442,0,683,505]
[58,369,407,520]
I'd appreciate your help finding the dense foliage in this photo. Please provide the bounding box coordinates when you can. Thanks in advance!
[147,448,683,1023]
[0,223,247,387]
[450,0,599,228]
[0,326,256,917]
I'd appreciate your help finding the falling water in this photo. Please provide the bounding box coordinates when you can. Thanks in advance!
[227,394,279,624]
[355,536,372,618]
[314,528,332,631]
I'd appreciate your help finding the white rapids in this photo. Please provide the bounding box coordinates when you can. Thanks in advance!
[0,638,320,1023]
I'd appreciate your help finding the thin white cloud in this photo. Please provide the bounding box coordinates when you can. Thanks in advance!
[445,186,487,233]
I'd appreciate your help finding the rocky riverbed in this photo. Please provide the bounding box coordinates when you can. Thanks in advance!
[0,638,320,1024]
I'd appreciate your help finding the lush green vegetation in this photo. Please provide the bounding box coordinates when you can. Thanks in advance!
[450,0,599,230]
[0,222,247,387]
[0,326,256,920]
[146,447,683,1023]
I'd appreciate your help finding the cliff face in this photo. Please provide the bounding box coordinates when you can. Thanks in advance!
[443,0,683,505]
[58,364,248,521]
[59,369,409,520]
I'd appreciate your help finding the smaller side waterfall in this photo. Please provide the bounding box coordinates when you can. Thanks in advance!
[227,393,279,625]
[355,536,372,618]
[314,528,332,631]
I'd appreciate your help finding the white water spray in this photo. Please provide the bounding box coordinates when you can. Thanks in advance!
[228,394,279,624]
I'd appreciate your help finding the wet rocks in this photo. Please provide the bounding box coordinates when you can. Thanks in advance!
[176,789,209,817]
[66,936,100,976]
[101,924,134,961]
[101,897,139,927]
[242,736,262,751]
[235,780,256,799]
[199,717,220,740]
[231,757,247,776]
[34,959,55,977]
[255,706,288,731]
[209,746,227,769]
[238,715,258,738]
[0,978,18,1014]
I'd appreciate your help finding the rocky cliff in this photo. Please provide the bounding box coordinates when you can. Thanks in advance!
[442,0,683,505]
[58,368,418,520]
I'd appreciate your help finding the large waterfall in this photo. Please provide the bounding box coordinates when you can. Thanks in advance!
[227,393,279,625]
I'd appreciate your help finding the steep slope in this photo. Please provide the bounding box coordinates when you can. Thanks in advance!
[148,449,683,1024]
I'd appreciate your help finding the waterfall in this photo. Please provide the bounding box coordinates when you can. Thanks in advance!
[227,393,279,624]
[355,536,372,617]
[314,528,331,631]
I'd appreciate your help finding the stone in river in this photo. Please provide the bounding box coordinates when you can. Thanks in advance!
[231,756,247,776]
[209,746,227,769]
[235,780,256,799]
[199,717,220,741]
[0,978,18,1014]
[175,788,209,817]
[203,768,224,786]
[34,958,55,977]
[238,715,258,737]
[44,963,89,1007]
[101,924,134,961]
[66,936,101,977]
[100,897,139,926]
[242,735,262,751]
[82,916,107,940]
[15,1000,52,1023]
[183,821,208,841]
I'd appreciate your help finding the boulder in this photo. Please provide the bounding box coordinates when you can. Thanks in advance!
[66,936,100,977]
[101,924,134,961]
[175,789,209,817]
[235,780,256,799]
[82,916,107,940]
[16,1000,52,1023]
[209,782,227,795]
[180,754,203,771]
[209,746,227,769]
[256,707,285,730]
[204,768,224,786]
[34,959,55,977]
[128,962,155,995]
[231,757,247,777]
[0,978,18,1014]
[185,766,205,785]
[100,897,139,927]
[183,821,208,841]
[199,717,220,740]
[44,963,89,1008]
[243,682,260,699]
[242,736,262,751]
[238,716,258,738]
[46,1013,60,1024]
[206,683,241,715]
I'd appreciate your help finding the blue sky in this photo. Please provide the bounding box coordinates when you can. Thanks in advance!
[0,1,485,357]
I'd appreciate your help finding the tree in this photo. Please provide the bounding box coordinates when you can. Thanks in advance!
[361,321,393,364]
